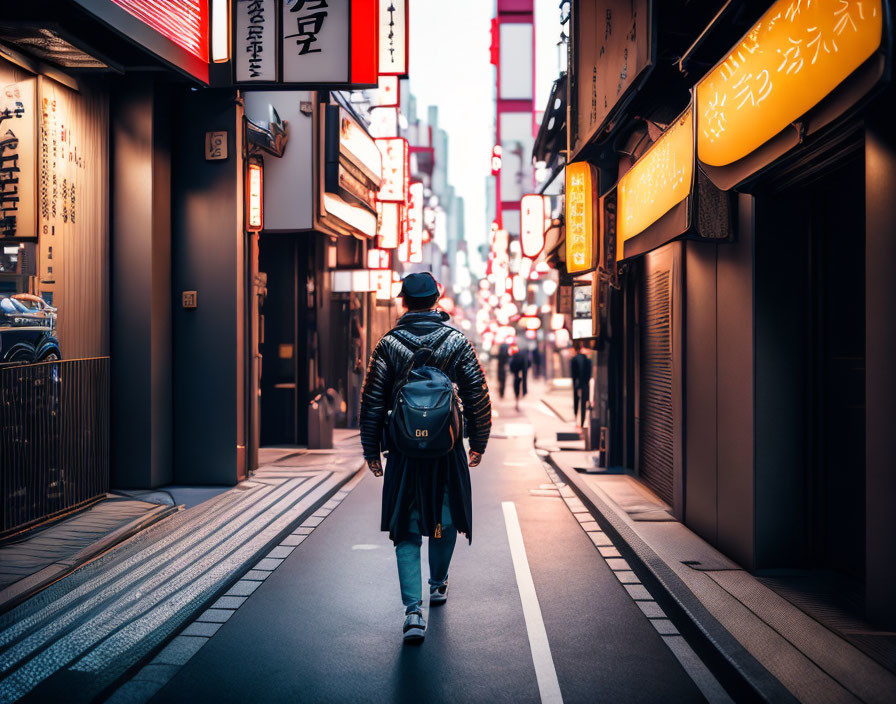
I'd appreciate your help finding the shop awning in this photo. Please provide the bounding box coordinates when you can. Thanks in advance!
[533,73,567,172]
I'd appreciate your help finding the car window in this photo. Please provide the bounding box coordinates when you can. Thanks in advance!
[0,298,16,316]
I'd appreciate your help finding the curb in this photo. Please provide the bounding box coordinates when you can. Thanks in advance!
[544,452,798,704]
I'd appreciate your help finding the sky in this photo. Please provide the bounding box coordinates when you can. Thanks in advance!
[408,0,562,273]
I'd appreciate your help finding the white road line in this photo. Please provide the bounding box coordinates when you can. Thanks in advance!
[502,501,564,704]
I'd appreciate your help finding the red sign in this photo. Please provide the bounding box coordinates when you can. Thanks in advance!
[111,0,208,61]
[375,137,409,203]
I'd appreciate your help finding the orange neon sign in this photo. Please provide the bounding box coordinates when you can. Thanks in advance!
[618,108,693,246]
[564,162,597,274]
[697,0,882,167]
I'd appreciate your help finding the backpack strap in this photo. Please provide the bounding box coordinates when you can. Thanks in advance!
[387,326,454,405]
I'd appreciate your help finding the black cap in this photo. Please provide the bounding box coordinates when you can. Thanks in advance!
[399,272,439,299]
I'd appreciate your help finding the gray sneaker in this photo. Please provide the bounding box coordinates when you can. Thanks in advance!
[403,607,426,642]
[429,581,448,606]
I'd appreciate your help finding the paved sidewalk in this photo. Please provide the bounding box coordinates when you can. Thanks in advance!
[539,387,896,703]
[0,497,178,613]
[0,438,364,703]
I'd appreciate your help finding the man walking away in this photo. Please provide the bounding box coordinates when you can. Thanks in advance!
[509,345,530,412]
[570,341,592,428]
[360,272,492,643]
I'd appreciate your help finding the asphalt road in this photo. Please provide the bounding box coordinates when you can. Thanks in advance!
[153,392,709,704]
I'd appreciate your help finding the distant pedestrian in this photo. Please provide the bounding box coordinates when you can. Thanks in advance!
[531,345,543,380]
[509,346,530,411]
[570,341,592,428]
[360,272,492,643]
[496,342,510,398]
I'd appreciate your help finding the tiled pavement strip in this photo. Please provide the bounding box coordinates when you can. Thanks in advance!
[0,445,364,703]
[106,469,367,703]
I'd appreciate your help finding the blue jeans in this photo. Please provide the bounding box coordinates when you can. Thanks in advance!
[395,491,457,610]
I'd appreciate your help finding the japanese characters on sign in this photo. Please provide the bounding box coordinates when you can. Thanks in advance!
[573,0,651,157]
[378,0,409,77]
[520,193,546,258]
[236,0,277,82]
[232,0,377,86]
[696,0,882,167]
[375,137,409,203]
[282,0,348,83]
[618,108,693,244]
[0,72,36,240]
[565,162,598,274]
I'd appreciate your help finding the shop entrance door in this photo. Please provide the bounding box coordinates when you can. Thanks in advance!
[257,235,309,448]
[755,147,866,597]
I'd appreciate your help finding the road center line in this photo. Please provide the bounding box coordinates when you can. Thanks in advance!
[501,501,564,704]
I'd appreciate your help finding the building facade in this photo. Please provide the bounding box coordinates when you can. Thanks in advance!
[553,0,896,630]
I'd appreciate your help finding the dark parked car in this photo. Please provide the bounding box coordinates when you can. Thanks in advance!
[0,296,61,364]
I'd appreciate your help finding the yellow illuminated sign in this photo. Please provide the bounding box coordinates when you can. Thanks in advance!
[697,0,882,167]
[618,109,694,247]
[565,162,597,274]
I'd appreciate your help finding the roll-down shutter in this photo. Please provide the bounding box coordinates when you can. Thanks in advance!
[639,250,676,505]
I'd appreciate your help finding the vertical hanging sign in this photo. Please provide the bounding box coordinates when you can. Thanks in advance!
[520,193,546,259]
[235,0,277,82]
[375,137,409,203]
[565,162,598,274]
[407,180,423,262]
[0,68,36,240]
[378,0,409,77]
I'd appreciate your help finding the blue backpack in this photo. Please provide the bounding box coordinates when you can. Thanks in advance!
[388,327,462,459]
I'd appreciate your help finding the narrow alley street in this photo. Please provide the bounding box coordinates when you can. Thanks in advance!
[109,380,724,704]
[2,2,896,702]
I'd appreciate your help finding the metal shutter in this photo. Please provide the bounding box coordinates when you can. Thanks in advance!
[639,265,675,505]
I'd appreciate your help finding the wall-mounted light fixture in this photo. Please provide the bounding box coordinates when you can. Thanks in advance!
[246,158,263,232]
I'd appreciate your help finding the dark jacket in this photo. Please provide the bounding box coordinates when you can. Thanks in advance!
[360,310,491,544]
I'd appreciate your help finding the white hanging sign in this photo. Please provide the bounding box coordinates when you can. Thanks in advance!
[235,0,277,82]
[378,0,408,77]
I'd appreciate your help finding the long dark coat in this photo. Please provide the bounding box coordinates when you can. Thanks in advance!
[359,311,492,544]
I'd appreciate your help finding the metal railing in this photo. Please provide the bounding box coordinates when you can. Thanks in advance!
[0,357,110,538]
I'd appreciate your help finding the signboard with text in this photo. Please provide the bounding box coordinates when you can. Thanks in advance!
[0,63,36,240]
[233,0,378,88]
[378,0,409,77]
[572,0,652,157]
